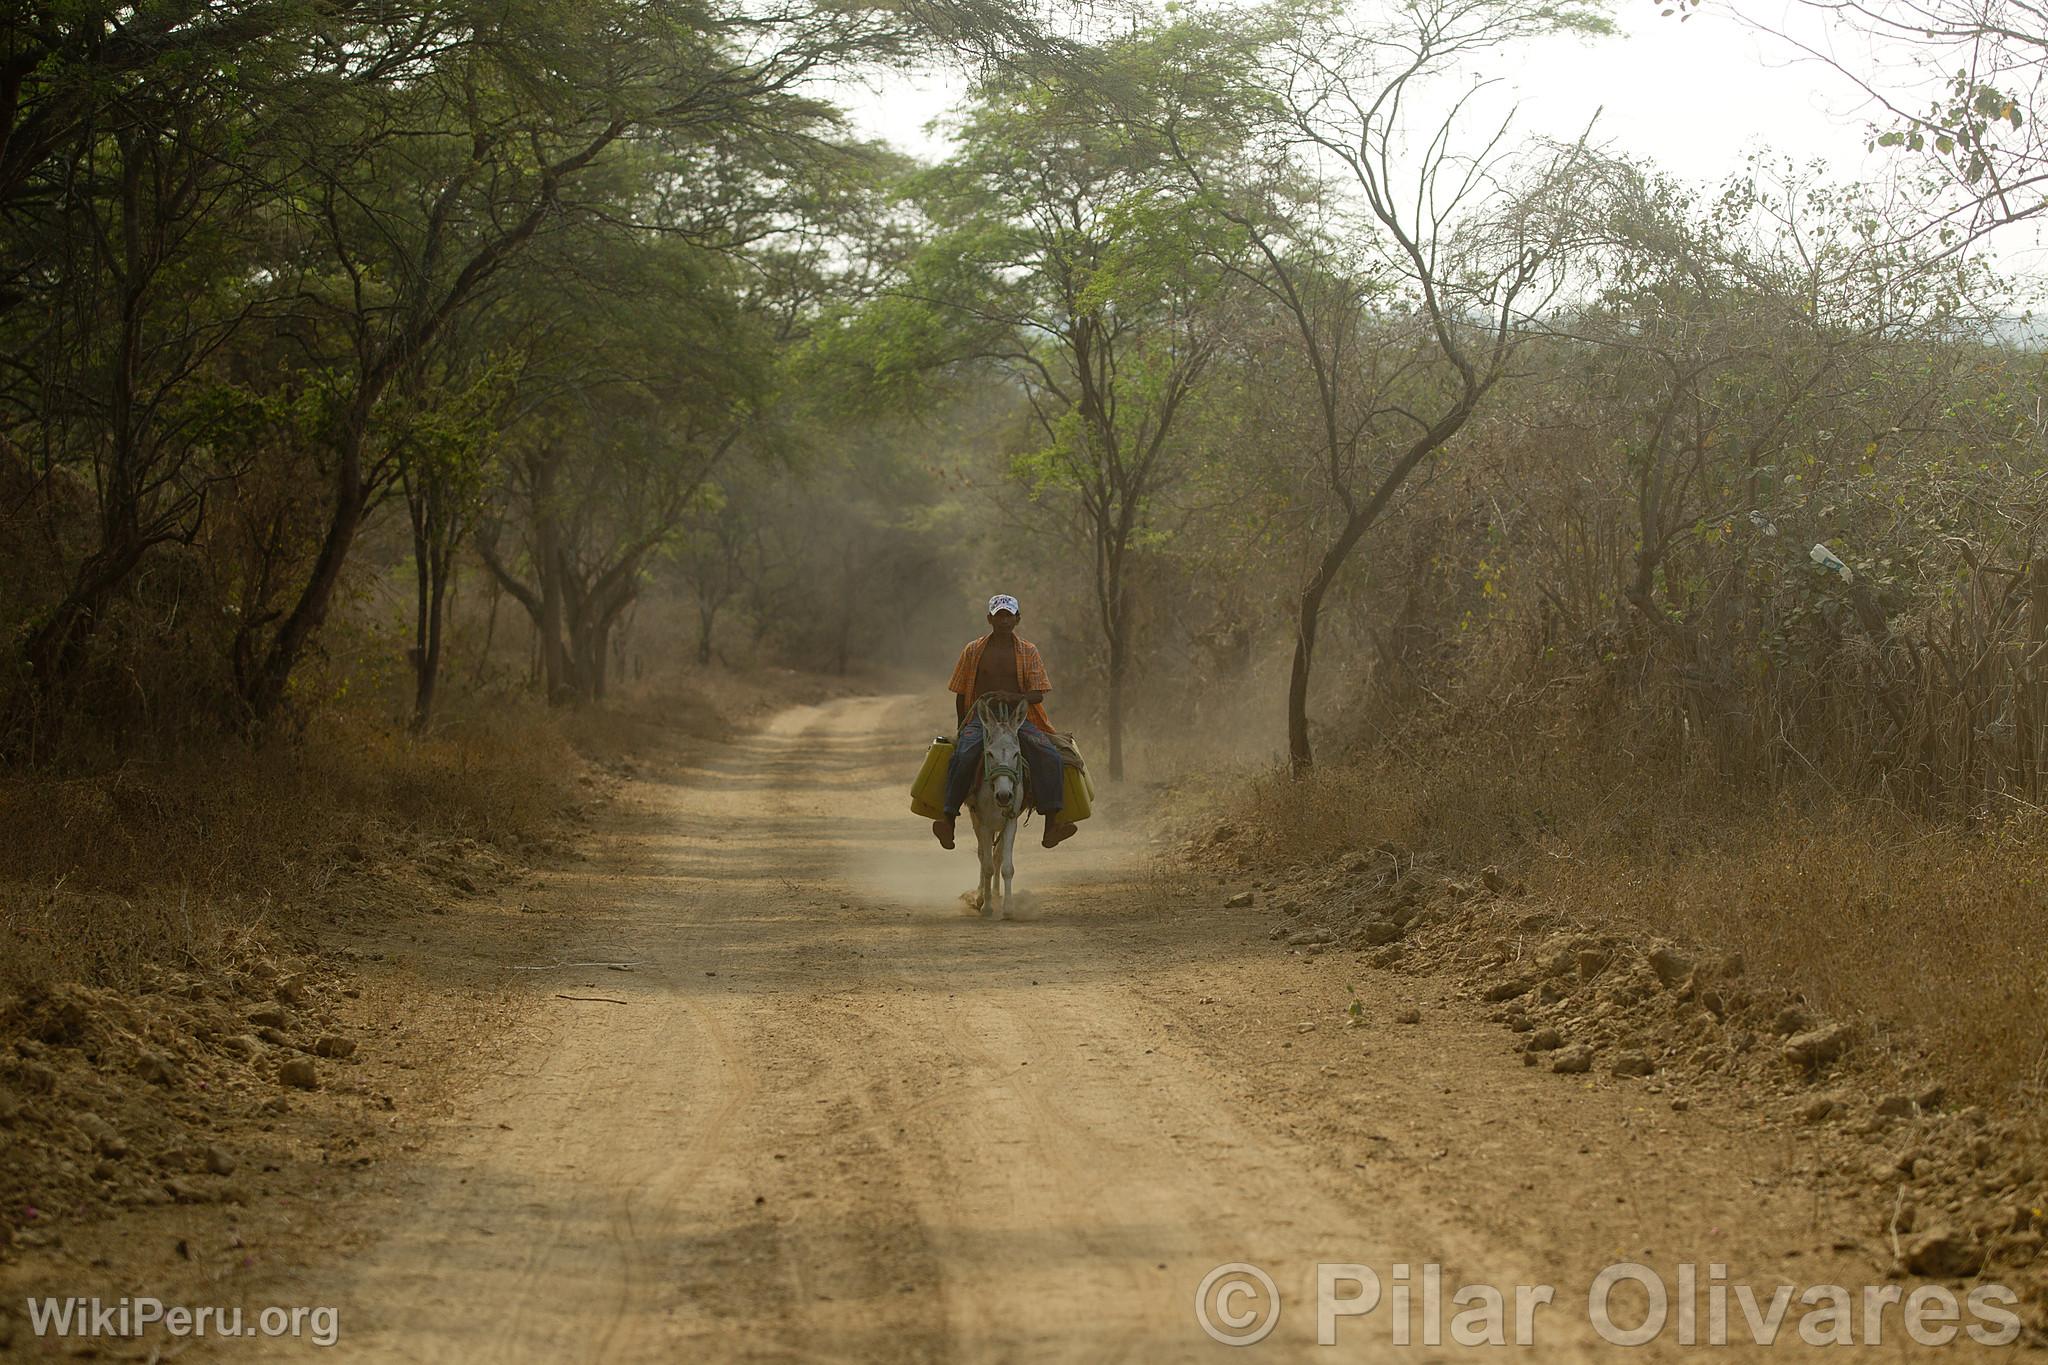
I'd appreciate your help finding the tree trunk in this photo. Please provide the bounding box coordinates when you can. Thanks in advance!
[409,500,433,730]
[242,407,370,726]
[563,612,590,703]
[1093,517,1132,782]
[588,620,609,701]
[587,585,639,703]
[478,535,565,700]
[1286,393,1484,774]
[242,335,419,727]
[1288,498,1399,775]
[1287,563,1338,774]
[534,464,572,702]
[22,542,142,694]
[473,576,500,686]
[475,478,583,707]
[561,570,600,704]
[1101,585,1129,781]
[410,548,449,732]
[23,137,155,700]
[1106,665,1126,782]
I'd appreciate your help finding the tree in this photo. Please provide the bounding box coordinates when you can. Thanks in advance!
[396,356,510,729]
[675,483,757,668]
[0,2,317,295]
[1719,0,2048,242]
[1538,157,1999,771]
[234,6,773,721]
[474,239,763,704]
[220,0,1060,725]
[1209,0,1604,771]
[1,6,309,705]
[475,123,910,701]
[855,24,1258,778]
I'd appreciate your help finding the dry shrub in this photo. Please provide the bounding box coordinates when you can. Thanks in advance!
[1229,718,2048,1103]
[0,693,581,997]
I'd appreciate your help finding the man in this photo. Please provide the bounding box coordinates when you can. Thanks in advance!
[934,594,1079,851]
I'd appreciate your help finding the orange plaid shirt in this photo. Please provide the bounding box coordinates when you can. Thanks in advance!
[949,633,1054,733]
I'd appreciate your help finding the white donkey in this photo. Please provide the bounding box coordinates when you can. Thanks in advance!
[965,692,1031,920]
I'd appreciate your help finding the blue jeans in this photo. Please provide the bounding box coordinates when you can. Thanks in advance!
[944,718,1064,817]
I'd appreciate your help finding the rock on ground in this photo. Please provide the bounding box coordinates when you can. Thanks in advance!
[1552,1044,1594,1075]
[1782,1024,1852,1072]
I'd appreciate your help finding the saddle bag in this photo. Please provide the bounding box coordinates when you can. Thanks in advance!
[910,736,952,819]
[911,731,1096,824]
[1052,732,1094,823]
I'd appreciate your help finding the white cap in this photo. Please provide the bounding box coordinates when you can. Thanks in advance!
[988,594,1020,617]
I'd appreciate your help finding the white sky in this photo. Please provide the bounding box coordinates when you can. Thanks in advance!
[833,0,2047,282]
[838,3,1884,177]
[1482,7,1881,182]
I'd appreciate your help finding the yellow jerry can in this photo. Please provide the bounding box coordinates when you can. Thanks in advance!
[910,736,952,819]
[1060,763,1094,822]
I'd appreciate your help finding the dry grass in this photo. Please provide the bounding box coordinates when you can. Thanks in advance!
[1222,721,2048,1105]
[0,665,859,999]
[0,693,582,996]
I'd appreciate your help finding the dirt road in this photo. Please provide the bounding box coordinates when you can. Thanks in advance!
[310,696,2004,1361]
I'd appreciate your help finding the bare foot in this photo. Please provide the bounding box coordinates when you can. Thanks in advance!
[933,816,956,850]
[1042,820,1078,849]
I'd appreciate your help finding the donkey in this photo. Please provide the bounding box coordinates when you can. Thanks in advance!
[965,693,1031,920]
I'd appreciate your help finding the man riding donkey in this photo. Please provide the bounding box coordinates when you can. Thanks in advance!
[933,594,1081,851]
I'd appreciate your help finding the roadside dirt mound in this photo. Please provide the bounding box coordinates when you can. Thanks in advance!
[1184,818,2048,1322]
[0,952,366,1248]
[0,814,575,1270]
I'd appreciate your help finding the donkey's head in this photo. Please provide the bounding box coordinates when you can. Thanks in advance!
[978,696,1028,816]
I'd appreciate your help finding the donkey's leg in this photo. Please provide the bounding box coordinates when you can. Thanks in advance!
[997,817,1017,920]
[974,804,996,916]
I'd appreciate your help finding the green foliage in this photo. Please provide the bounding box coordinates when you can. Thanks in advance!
[0,0,1063,736]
